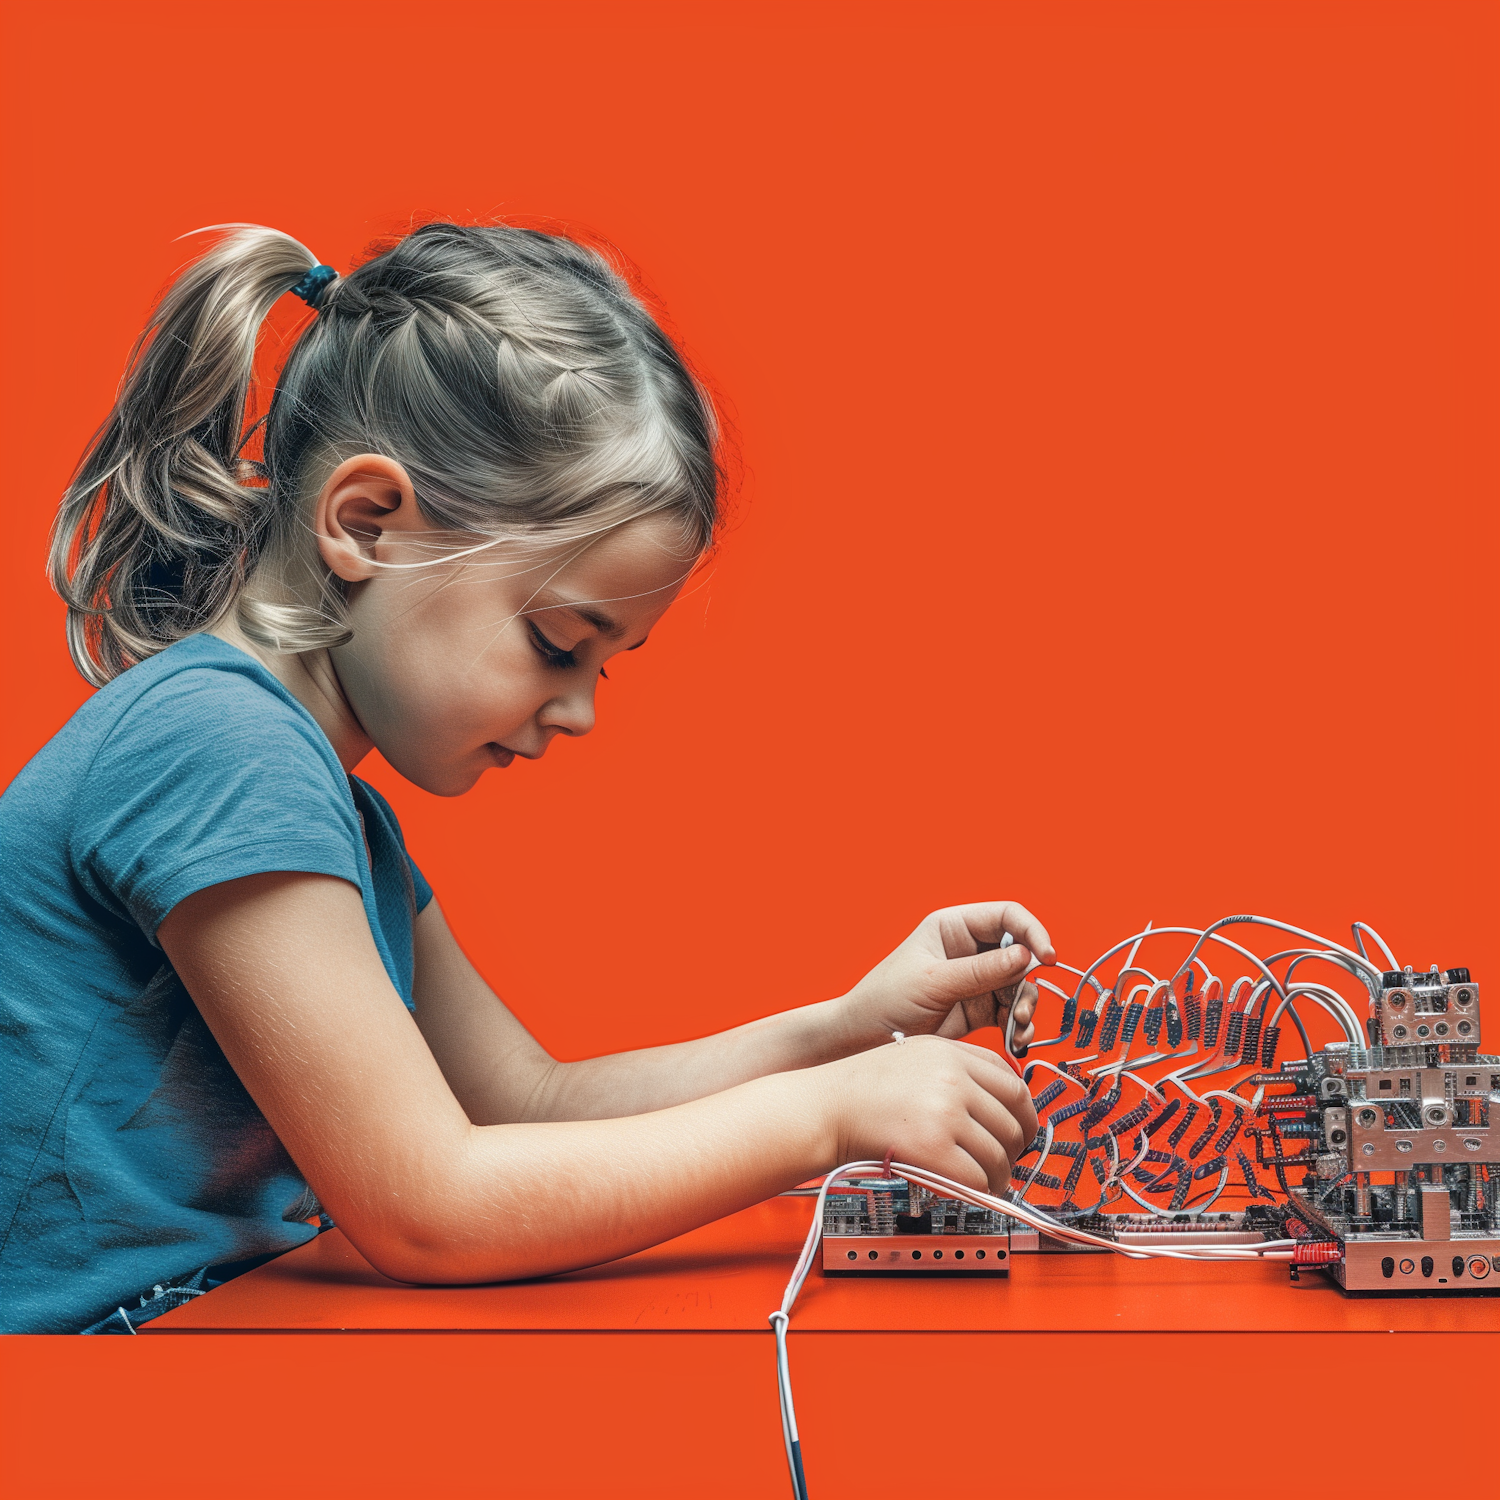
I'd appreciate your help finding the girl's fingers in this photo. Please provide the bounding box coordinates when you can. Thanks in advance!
[1010,982,1037,1026]
[933,1139,995,1196]
[962,1080,1028,1167]
[946,1040,1038,1137]
[930,942,1033,1005]
[953,1117,1014,1196]
[948,901,1055,966]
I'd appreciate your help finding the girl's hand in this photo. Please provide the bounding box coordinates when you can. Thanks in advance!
[837,901,1056,1054]
[810,1034,1039,1193]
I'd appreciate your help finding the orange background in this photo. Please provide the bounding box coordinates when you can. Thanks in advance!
[3,0,1497,1055]
[1,1,1496,1494]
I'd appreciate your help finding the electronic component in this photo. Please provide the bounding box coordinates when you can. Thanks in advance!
[819,1177,1011,1274]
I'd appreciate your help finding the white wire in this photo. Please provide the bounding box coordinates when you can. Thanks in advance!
[1351,921,1400,970]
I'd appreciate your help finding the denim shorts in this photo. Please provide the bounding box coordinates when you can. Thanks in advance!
[78,1251,286,1334]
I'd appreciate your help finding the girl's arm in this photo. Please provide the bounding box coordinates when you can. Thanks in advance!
[413,897,1052,1126]
[159,871,1035,1284]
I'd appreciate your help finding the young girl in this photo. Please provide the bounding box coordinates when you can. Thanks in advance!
[0,222,1050,1334]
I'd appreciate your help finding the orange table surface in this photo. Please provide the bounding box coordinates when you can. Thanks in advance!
[148,1196,1495,1333]
[6,1198,1496,1499]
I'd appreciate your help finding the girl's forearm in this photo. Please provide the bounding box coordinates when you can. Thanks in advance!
[525,994,871,1122]
[357,1068,832,1283]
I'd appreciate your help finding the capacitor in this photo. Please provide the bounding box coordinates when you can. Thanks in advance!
[1142,1004,1165,1045]
[1238,1015,1262,1066]
[1058,997,1078,1039]
[1119,1001,1145,1047]
[1074,1008,1099,1048]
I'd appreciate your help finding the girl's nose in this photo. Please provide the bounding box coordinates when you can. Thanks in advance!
[539,680,597,738]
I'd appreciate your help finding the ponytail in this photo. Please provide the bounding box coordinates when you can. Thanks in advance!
[49,227,322,685]
[50,219,722,686]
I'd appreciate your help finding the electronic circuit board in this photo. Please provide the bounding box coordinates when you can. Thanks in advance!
[818,933,1497,1296]
[820,1177,1012,1274]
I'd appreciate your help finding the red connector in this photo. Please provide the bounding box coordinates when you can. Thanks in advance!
[1292,1240,1342,1266]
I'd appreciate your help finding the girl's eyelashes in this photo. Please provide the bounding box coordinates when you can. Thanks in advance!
[527,620,579,670]
[527,619,607,677]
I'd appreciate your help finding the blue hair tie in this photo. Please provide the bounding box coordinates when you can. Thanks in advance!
[289,264,338,310]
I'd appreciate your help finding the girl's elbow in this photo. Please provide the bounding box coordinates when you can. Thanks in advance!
[340,1208,539,1286]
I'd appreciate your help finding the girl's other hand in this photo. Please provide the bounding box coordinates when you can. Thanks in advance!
[810,1034,1039,1194]
[837,901,1056,1055]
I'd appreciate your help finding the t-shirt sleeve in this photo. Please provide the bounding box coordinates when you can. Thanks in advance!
[408,854,434,914]
[71,666,366,942]
[350,776,433,914]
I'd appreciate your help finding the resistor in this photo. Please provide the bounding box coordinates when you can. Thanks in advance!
[1119,1001,1145,1047]
[1142,1003,1165,1045]
[1259,1024,1281,1068]
[1223,1010,1245,1057]
[1236,1149,1275,1201]
[1049,1140,1084,1158]
[1169,1168,1193,1211]
[1108,1100,1154,1137]
[1033,1079,1067,1112]
[1012,1166,1062,1190]
[1057,996,1078,1040]
[1214,1107,1246,1153]
[1168,1101,1200,1148]
[1049,1096,1090,1125]
[1184,994,1202,1041]
[1203,996,1224,1048]
[1073,1008,1099,1048]
[1081,1082,1122,1131]
[1142,1099,1181,1138]
[1061,1151,1088,1196]
[1188,1100,1223,1159]
[1192,1154,1227,1180]
[1165,1001,1184,1048]
[1088,1155,1107,1184]
[1237,1014,1261,1066]
[1097,997,1124,1051]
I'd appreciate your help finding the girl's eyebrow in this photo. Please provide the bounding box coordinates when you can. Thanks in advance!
[537,592,625,638]
[534,591,649,648]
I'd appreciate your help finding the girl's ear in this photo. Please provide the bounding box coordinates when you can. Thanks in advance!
[314,455,425,582]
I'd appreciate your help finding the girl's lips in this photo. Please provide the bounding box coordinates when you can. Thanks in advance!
[489,744,516,767]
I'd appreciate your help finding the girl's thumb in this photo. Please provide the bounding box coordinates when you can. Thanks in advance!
[931,943,1032,1003]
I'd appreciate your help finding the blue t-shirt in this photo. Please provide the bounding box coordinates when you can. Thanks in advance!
[0,634,432,1333]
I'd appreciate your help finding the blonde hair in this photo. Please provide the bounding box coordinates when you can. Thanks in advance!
[50,222,722,685]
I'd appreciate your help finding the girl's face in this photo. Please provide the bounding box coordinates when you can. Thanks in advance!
[319,463,695,796]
